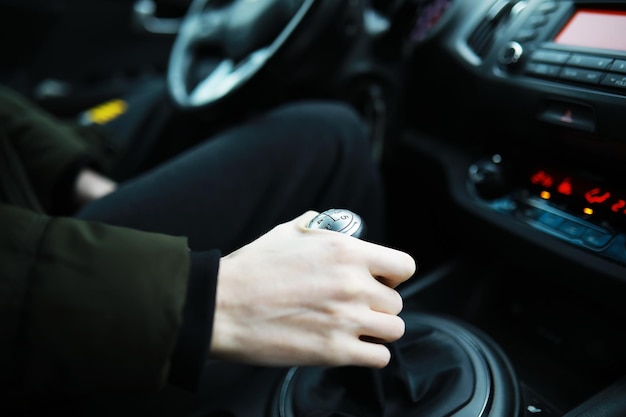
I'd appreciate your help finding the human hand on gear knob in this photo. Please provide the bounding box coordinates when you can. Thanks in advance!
[210,209,417,369]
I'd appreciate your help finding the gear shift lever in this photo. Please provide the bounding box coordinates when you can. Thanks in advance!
[275,212,521,417]
[307,208,365,238]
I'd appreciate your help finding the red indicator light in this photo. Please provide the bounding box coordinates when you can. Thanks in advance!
[531,170,553,187]
[557,177,573,195]
[585,188,611,204]
[611,200,626,213]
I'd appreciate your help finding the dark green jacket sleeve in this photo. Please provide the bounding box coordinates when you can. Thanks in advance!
[0,204,191,395]
[0,85,108,211]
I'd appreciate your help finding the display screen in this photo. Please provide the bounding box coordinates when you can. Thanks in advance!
[554,9,626,52]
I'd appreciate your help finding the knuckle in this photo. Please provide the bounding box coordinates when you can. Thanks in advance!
[391,290,404,314]
[388,315,406,341]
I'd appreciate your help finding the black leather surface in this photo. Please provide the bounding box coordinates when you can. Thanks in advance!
[562,378,626,417]
[272,312,522,417]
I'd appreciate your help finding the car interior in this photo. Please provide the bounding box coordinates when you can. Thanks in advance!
[2,0,626,416]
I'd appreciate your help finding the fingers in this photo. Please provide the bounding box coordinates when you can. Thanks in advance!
[273,211,416,297]
[332,290,404,368]
[296,210,417,288]
[359,310,406,343]
[288,210,415,368]
[347,341,393,369]
[368,282,403,315]
[358,240,416,288]
[337,316,404,368]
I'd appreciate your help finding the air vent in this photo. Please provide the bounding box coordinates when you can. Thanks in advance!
[467,18,499,58]
[467,0,520,59]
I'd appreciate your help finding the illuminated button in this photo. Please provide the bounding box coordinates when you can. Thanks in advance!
[601,73,626,90]
[530,49,570,64]
[566,54,613,70]
[538,100,595,132]
[582,229,613,248]
[520,205,542,221]
[557,220,585,238]
[538,211,564,229]
[609,60,626,74]
[559,67,603,84]
[525,62,561,78]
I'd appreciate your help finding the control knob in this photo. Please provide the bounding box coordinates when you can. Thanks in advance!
[468,154,511,199]
[499,41,524,68]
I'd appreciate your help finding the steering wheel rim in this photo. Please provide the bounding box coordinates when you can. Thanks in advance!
[167,0,316,111]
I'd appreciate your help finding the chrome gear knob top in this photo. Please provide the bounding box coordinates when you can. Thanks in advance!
[307,208,364,238]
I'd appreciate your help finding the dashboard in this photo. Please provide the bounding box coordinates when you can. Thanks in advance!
[377,0,626,415]
[391,0,626,276]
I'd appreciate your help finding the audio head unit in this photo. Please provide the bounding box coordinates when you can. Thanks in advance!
[497,0,626,95]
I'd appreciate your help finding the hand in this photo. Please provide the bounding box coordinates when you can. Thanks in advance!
[210,211,417,369]
[74,168,117,207]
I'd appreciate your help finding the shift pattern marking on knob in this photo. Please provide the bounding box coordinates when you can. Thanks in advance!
[307,208,364,238]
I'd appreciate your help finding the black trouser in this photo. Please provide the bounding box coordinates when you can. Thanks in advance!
[69,100,386,417]
[77,99,386,252]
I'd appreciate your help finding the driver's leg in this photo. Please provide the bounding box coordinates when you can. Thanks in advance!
[76,100,386,250]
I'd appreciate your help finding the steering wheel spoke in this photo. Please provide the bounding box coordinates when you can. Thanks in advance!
[167,0,343,111]
[183,7,232,49]
[189,58,234,103]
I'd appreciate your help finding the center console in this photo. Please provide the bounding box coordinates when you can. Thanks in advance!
[457,0,626,275]
[401,0,626,277]
[467,152,626,267]
[382,0,626,415]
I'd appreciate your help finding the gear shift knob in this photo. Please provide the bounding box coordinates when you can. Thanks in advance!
[307,208,365,238]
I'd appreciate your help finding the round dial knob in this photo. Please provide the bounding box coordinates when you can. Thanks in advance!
[468,154,511,199]
[499,41,524,68]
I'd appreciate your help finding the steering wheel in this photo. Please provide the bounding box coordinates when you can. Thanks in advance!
[167,0,319,112]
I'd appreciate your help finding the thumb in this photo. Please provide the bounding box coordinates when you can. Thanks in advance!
[295,210,320,230]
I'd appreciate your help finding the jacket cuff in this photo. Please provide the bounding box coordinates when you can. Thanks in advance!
[168,249,220,391]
